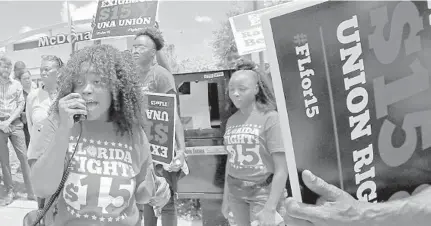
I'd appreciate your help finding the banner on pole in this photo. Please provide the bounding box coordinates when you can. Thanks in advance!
[92,0,158,40]
[144,93,177,166]
[262,0,431,203]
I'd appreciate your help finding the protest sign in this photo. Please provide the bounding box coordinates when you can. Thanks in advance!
[144,93,176,165]
[92,0,158,40]
[229,2,294,56]
[262,0,431,203]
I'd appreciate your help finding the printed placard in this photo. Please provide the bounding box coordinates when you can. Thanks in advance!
[145,93,176,165]
[92,0,158,40]
[262,0,431,203]
[229,2,294,56]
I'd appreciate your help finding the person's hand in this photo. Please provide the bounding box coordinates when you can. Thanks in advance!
[0,120,11,131]
[168,152,185,172]
[255,207,284,226]
[1,125,12,133]
[149,175,171,209]
[284,170,368,226]
[221,199,229,219]
[58,93,87,129]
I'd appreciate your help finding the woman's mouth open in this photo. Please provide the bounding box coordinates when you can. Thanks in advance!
[86,101,99,109]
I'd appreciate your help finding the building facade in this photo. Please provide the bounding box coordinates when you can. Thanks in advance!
[0,19,134,87]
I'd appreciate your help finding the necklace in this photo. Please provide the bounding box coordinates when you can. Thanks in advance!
[42,85,57,100]
[48,90,57,100]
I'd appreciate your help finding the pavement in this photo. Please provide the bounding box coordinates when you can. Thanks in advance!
[0,200,202,226]
[0,199,37,226]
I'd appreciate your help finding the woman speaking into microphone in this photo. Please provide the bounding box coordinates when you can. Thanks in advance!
[27,44,170,226]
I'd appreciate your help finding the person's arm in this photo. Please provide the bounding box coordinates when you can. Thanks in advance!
[134,128,170,208]
[266,153,288,208]
[135,153,156,205]
[166,91,186,169]
[263,113,288,210]
[285,170,431,226]
[28,115,70,198]
[7,83,25,123]
[159,68,186,162]
[26,91,35,135]
[173,112,185,153]
[361,189,431,226]
[221,161,230,217]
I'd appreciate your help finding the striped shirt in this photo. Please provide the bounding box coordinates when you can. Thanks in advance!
[0,78,24,119]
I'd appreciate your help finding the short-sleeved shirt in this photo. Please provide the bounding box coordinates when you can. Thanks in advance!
[140,64,176,94]
[224,109,284,182]
[140,64,178,150]
[26,88,53,137]
[0,78,24,119]
[28,119,153,226]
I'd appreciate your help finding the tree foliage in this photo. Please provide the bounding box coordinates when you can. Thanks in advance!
[161,43,183,73]
[179,57,217,73]
[211,5,244,69]
[162,42,218,73]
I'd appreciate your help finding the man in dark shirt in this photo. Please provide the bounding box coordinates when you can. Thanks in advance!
[132,27,186,226]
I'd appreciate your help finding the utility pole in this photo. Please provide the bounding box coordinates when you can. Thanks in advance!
[66,0,75,55]
[253,0,266,71]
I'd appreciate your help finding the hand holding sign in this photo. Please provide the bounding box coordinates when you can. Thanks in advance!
[167,152,185,172]
[284,170,367,226]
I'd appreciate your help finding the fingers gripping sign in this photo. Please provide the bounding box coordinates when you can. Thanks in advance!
[301,170,353,203]
[150,174,170,208]
[284,170,367,226]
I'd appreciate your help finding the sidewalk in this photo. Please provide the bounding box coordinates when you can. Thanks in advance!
[0,200,37,226]
[0,200,202,226]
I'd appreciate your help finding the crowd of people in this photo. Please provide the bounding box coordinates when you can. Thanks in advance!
[0,27,184,226]
[0,25,430,226]
[0,59,34,205]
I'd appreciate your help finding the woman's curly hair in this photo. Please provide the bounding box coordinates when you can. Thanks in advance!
[50,44,145,136]
[135,27,165,51]
[226,58,277,114]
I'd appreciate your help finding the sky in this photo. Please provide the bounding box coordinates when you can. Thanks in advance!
[0,0,252,63]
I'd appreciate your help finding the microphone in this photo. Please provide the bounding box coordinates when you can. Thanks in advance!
[73,114,87,123]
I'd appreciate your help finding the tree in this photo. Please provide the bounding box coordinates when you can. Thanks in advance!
[161,42,217,73]
[160,43,184,73]
[211,5,244,69]
[180,56,218,73]
[263,0,293,7]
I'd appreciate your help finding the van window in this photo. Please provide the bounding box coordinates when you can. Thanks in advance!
[178,80,221,130]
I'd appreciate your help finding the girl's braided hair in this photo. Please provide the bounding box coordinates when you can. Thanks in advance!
[50,44,145,135]
[226,58,277,114]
